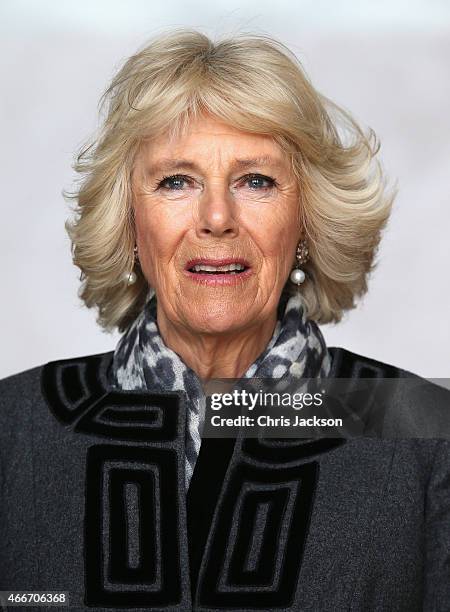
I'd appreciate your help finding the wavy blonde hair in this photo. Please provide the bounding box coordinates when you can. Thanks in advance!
[65,28,395,333]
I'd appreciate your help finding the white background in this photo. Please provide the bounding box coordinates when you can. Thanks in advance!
[0,0,449,379]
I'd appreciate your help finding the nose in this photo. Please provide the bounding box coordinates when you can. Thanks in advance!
[194,183,239,239]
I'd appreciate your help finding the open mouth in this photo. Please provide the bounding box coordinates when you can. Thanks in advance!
[184,258,252,283]
[188,263,249,275]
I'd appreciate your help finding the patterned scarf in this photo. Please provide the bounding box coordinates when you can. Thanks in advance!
[110,288,331,490]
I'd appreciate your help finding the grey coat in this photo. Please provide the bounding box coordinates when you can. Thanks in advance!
[0,346,449,611]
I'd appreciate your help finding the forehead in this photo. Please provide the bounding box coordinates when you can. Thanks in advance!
[141,115,287,165]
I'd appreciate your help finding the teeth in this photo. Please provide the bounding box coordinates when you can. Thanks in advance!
[192,263,245,273]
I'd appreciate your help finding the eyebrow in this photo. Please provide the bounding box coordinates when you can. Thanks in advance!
[146,155,285,175]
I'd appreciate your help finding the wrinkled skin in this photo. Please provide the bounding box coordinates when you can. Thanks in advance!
[131,114,302,379]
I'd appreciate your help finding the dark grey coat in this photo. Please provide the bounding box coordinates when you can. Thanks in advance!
[0,346,449,611]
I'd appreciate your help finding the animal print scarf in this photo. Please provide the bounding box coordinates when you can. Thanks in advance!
[110,288,331,490]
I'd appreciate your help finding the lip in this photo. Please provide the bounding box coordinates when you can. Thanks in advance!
[184,257,251,270]
[183,257,253,287]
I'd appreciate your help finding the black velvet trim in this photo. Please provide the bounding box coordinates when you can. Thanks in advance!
[228,487,290,585]
[42,353,189,608]
[41,353,181,442]
[108,468,156,583]
[328,347,403,436]
[196,460,319,608]
[328,346,401,379]
[74,392,179,441]
[41,354,107,425]
[84,445,182,607]
[187,437,237,602]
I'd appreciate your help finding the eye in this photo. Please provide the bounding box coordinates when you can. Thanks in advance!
[241,173,276,190]
[156,174,192,190]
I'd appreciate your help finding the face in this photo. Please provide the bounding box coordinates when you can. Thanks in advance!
[131,114,302,335]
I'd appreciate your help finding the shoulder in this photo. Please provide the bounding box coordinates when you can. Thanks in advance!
[328,345,421,378]
[0,361,45,432]
[328,345,450,438]
[328,345,448,392]
[0,350,114,391]
[0,350,115,424]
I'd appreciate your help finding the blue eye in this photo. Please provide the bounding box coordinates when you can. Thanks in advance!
[244,174,276,189]
[158,175,189,190]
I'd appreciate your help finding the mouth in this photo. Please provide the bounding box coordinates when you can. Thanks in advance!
[183,257,253,285]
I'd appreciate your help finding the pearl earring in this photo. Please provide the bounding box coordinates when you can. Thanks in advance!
[124,245,139,286]
[290,239,309,285]
[125,270,137,286]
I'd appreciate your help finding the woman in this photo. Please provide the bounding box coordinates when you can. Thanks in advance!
[0,29,449,611]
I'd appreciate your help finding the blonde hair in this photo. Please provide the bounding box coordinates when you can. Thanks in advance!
[65,28,395,333]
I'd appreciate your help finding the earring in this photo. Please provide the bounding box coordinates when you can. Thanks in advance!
[125,270,137,285]
[290,239,309,285]
[124,245,139,286]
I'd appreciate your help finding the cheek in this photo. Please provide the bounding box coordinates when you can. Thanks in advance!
[134,204,186,270]
[249,201,300,267]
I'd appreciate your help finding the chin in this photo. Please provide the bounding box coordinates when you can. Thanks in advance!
[184,305,250,335]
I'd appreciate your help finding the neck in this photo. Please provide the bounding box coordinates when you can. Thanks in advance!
[156,307,278,382]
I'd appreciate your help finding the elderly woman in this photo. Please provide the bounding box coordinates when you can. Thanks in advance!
[0,29,449,612]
